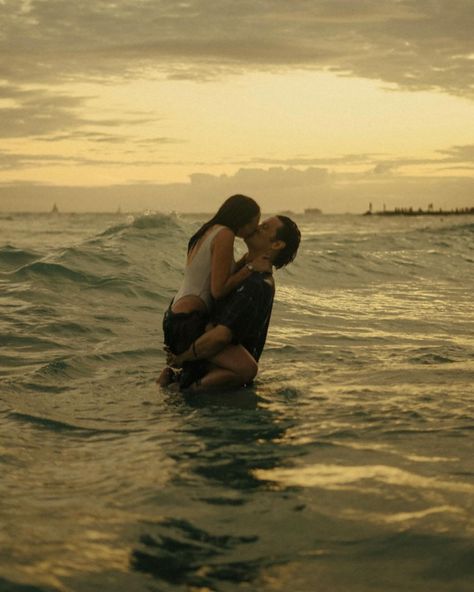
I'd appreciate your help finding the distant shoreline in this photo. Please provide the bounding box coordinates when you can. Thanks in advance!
[364,207,474,216]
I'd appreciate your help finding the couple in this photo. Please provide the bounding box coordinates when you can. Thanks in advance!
[158,194,300,392]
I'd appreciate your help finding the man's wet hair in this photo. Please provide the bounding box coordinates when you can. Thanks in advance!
[273,215,301,269]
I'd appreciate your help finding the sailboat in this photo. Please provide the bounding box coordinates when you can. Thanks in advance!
[51,203,59,214]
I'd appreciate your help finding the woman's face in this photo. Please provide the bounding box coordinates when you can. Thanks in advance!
[236,213,260,239]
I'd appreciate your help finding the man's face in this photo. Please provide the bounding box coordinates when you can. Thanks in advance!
[245,216,283,251]
[236,213,260,239]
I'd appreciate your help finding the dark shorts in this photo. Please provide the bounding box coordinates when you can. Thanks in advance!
[162,307,208,355]
[162,306,210,389]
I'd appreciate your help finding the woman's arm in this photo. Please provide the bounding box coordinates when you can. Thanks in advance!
[234,253,248,270]
[210,227,253,299]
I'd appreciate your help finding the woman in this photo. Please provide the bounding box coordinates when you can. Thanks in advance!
[158,194,270,387]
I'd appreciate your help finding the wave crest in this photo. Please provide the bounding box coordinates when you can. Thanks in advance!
[99,211,183,237]
[0,245,41,270]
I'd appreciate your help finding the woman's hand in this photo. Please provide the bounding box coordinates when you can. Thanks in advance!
[249,253,272,273]
[165,346,185,368]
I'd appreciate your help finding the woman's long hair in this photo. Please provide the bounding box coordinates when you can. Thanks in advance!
[187,194,260,252]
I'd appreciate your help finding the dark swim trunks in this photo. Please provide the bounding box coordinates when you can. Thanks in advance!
[162,307,208,355]
[162,306,209,389]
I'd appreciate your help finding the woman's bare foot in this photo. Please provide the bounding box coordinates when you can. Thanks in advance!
[156,366,175,386]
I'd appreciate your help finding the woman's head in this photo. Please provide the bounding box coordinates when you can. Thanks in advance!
[188,194,260,251]
[211,194,260,238]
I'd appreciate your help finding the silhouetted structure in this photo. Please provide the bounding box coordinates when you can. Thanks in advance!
[364,206,474,216]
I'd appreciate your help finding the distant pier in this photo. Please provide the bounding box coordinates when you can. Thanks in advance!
[364,206,474,216]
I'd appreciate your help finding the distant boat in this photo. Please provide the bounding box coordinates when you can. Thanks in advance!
[51,203,59,214]
[304,208,322,215]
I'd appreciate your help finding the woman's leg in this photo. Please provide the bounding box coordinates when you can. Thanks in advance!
[192,344,257,391]
[159,307,208,387]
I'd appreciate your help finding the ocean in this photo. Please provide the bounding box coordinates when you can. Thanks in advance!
[1,211,473,592]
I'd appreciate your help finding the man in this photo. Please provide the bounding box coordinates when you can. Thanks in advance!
[167,215,301,391]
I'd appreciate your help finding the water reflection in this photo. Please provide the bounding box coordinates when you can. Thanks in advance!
[130,386,302,588]
[131,518,262,587]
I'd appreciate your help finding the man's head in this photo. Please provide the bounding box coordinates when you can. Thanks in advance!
[245,215,301,269]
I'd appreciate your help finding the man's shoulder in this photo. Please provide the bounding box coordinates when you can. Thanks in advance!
[215,273,274,316]
[255,272,275,293]
[237,272,274,298]
[245,271,275,288]
[243,273,275,307]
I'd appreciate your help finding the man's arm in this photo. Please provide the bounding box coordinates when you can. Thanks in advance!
[167,275,266,368]
[167,324,233,367]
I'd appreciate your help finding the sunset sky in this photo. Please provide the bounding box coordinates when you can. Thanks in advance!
[1,0,473,213]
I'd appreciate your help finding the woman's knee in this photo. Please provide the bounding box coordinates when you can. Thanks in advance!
[211,344,258,385]
[240,358,258,384]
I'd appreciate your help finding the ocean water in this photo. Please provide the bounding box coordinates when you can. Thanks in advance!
[1,211,473,592]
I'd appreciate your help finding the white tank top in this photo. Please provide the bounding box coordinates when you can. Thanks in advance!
[172,225,227,311]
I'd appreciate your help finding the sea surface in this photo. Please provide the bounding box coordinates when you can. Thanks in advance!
[1,211,473,592]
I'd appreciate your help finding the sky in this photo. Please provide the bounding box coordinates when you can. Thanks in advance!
[0,0,473,213]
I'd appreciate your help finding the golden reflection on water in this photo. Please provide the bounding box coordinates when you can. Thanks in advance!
[277,283,473,321]
[253,463,474,494]
[6,509,168,589]
[7,537,130,592]
[342,505,465,525]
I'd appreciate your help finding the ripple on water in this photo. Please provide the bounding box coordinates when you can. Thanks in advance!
[6,411,142,439]
[130,517,260,588]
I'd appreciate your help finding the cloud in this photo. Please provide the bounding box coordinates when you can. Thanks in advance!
[1,164,472,214]
[2,142,473,177]
[0,151,72,170]
[0,84,115,138]
[236,145,474,173]
[0,149,175,170]
[37,131,132,144]
[0,82,173,142]
[437,144,474,162]
[1,1,472,146]
[0,84,87,137]
[37,131,182,146]
[373,162,395,175]
[135,136,185,147]
[375,144,474,173]
[241,154,379,166]
[1,0,473,98]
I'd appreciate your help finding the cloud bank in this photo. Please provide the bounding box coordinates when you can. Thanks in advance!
[1,0,472,205]
[2,143,473,173]
[1,165,472,213]
[1,0,473,97]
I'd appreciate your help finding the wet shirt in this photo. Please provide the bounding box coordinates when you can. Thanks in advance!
[213,272,275,361]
